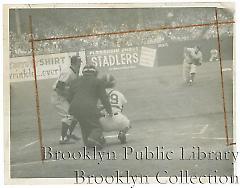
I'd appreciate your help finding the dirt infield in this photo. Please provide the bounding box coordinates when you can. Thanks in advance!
[10,61,233,178]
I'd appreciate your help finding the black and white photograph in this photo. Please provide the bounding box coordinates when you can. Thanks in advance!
[3,2,237,184]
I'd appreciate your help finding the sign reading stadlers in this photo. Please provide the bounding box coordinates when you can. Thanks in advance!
[86,47,140,69]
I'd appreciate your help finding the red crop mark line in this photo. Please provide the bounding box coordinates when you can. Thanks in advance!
[29,20,234,42]
[214,8,234,146]
[29,15,44,162]
[28,9,235,160]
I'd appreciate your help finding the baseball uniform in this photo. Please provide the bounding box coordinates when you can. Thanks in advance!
[182,47,202,83]
[51,66,79,125]
[99,88,130,132]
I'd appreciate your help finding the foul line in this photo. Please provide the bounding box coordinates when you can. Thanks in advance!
[192,124,209,135]
[11,159,57,167]
[19,140,38,150]
[176,124,208,136]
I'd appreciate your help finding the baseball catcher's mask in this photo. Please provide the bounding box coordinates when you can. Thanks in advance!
[102,74,116,88]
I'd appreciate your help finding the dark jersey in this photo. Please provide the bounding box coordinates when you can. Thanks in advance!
[68,75,112,118]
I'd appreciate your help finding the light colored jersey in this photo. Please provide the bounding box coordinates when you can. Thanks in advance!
[51,66,79,126]
[184,48,195,64]
[210,49,218,55]
[106,88,127,113]
[209,49,219,62]
[184,48,203,65]
[52,66,78,90]
[99,89,129,132]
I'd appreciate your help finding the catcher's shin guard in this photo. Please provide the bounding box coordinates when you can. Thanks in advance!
[118,131,127,144]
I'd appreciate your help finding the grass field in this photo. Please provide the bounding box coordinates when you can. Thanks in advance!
[9,60,234,179]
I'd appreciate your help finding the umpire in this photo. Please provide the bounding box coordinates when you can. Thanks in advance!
[68,65,113,149]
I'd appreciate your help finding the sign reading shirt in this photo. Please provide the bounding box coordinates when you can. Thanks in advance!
[9,51,86,82]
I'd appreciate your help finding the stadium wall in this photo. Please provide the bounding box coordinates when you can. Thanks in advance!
[9,37,233,83]
[155,36,233,66]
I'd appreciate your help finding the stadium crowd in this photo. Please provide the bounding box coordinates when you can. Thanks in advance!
[9,8,233,58]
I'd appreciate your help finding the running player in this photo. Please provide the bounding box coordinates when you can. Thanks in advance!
[182,46,203,86]
[51,55,82,144]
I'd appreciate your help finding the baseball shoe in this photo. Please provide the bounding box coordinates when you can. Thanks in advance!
[188,80,193,86]
[67,134,81,141]
[99,136,106,145]
[59,136,71,144]
[118,131,127,144]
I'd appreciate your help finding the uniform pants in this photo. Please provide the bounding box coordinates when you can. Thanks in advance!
[99,113,130,132]
[182,62,197,83]
[51,91,74,126]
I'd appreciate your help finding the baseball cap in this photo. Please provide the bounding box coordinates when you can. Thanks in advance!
[71,56,82,65]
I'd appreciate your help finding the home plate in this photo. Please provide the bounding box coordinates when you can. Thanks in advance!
[105,134,130,138]
[222,68,232,72]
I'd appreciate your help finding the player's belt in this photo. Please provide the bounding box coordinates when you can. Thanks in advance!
[102,112,119,118]
[112,105,123,111]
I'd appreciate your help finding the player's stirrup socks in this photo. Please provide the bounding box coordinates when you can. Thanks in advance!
[61,122,69,140]
[190,73,195,82]
[68,119,78,135]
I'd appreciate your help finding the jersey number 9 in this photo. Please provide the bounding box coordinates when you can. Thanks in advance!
[110,94,119,105]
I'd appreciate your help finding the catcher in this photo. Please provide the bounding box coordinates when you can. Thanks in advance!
[99,74,130,144]
[182,46,203,86]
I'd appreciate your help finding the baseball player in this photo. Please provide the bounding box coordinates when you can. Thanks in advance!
[209,49,219,62]
[99,74,130,144]
[182,46,203,86]
[51,55,82,144]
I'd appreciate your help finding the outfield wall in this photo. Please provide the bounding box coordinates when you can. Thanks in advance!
[9,36,233,82]
[155,36,233,66]
[86,36,233,68]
